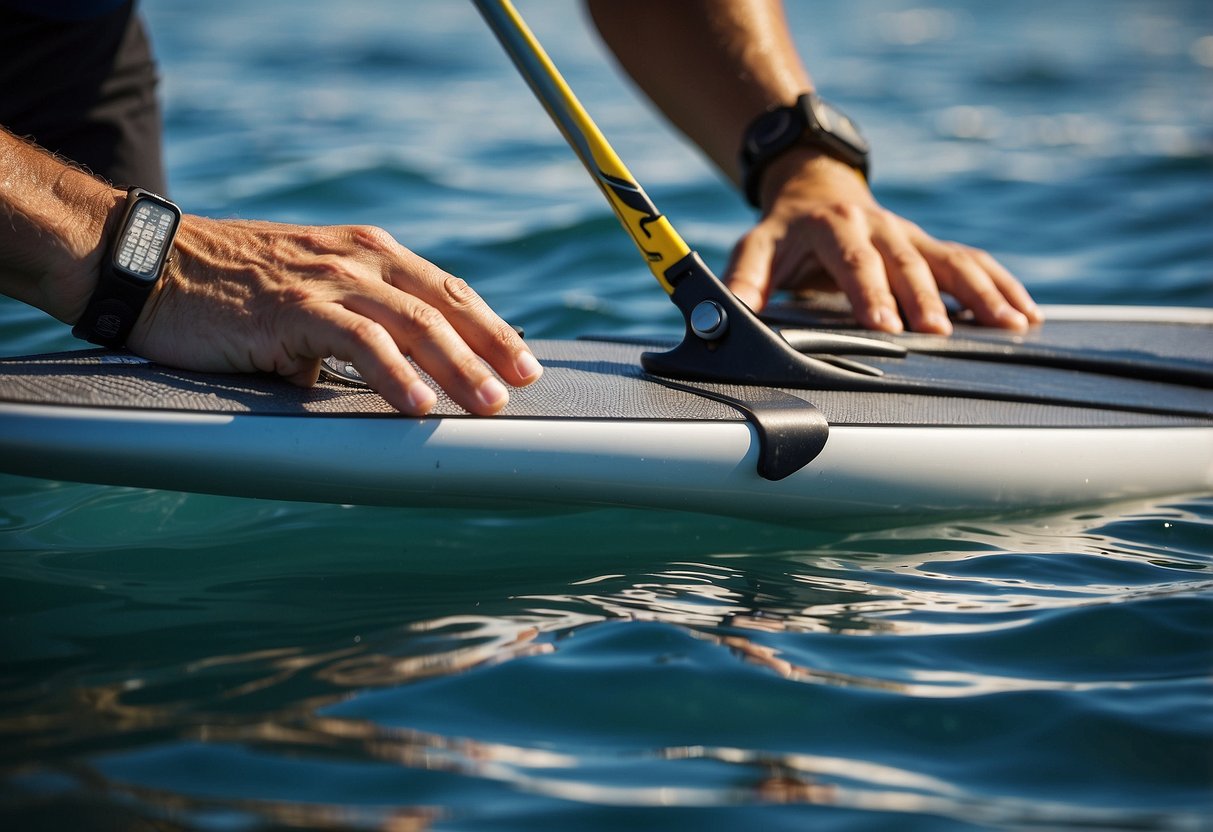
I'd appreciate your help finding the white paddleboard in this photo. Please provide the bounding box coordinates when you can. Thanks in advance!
[1,305,1210,521]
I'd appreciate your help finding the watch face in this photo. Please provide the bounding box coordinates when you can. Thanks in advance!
[808,97,869,155]
[114,198,179,283]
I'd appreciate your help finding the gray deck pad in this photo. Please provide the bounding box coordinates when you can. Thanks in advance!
[2,323,1210,428]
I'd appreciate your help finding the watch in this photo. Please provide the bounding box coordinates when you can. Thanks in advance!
[73,187,181,348]
[739,92,870,208]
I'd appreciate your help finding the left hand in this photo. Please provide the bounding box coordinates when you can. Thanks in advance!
[724,148,1044,334]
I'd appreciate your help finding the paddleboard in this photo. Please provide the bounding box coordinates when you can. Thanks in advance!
[0,304,1210,521]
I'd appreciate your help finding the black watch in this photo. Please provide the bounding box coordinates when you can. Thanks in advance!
[739,92,870,208]
[73,187,181,348]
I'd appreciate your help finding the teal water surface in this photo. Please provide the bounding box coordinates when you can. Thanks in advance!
[2,1,1212,829]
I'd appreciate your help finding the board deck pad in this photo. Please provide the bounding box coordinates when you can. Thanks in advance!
[1,318,1209,428]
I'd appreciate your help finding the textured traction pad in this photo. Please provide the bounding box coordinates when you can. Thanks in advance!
[1,328,1210,428]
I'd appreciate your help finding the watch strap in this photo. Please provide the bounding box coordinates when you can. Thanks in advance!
[72,187,178,348]
[72,268,153,348]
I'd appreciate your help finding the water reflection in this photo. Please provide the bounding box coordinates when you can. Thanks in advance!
[2,495,1209,829]
[18,713,1201,831]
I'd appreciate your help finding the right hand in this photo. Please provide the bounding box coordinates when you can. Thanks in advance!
[126,215,542,415]
[726,149,1042,334]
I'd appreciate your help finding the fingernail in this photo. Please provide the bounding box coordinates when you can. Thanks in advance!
[1001,307,1029,331]
[477,376,509,410]
[514,350,543,382]
[922,313,952,335]
[872,307,903,333]
[407,380,436,413]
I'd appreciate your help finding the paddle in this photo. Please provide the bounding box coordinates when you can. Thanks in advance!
[471,0,900,392]
[473,0,887,478]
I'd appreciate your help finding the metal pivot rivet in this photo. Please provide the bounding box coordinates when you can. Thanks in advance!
[690,300,728,341]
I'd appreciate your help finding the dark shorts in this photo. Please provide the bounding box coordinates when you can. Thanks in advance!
[0,0,167,193]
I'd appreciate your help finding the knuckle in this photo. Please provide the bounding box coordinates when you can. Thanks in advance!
[348,225,398,256]
[899,216,927,238]
[839,245,878,272]
[488,318,521,345]
[969,246,999,269]
[403,302,449,335]
[343,315,391,348]
[890,248,924,273]
[297,227,341,254]
[940,244,975,271]
[826,202,866,226]
[276,283,316,308]
[441,275,482,309]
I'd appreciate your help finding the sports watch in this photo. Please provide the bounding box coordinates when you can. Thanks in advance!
[73,187,181,348]
[739,92,870,208]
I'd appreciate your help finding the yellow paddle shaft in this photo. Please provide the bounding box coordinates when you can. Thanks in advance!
[474,0,691,294]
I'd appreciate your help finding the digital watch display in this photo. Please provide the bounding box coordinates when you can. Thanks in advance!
[73,187,181,348]
[113,196,178,282]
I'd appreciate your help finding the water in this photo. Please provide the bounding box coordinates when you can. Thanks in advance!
[2,1,1212,829]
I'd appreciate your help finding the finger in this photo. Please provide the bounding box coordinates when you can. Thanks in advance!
[295,304,439,416]
[723,228,777,311]
[283,357,322,388]
[871,216,952,335]
[340,226,543,388]
[343,288,511,416]
[922,241,1030,331]
[419,271,543,387]
[971,248,1044,325]
[810,206,903,333]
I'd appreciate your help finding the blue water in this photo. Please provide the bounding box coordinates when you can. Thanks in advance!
[2,1,1212,829]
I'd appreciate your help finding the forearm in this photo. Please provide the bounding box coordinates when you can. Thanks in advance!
[586,0,811,182]
[0,127,123,323]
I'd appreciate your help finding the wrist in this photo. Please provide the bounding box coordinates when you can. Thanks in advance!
[57,186,127,324]
[756,146,870,213]
[7,181,124,324]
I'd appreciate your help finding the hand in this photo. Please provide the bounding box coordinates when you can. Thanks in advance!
[0,130,539,411]
[127,215,542,415]
[724,148,1043,334]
